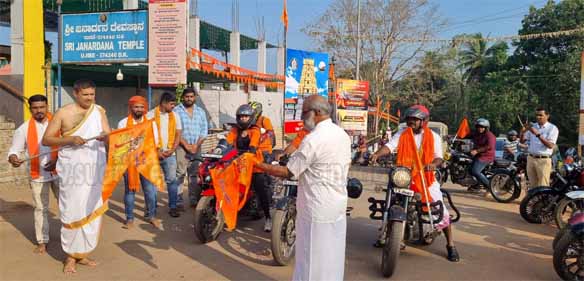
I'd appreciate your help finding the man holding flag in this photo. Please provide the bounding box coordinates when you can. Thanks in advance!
[371,105,460,262]
[118,96,161,229]
[8,94,59,254]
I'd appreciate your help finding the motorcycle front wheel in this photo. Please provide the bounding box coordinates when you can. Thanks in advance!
[271,208,296,266]
[553,230,584,280]
[555,198,582,229]
[381,221,403,278]
[489,173,520,203]
[519,191,555,224]
[193,196,225,243]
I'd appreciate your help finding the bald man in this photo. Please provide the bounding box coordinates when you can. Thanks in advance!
[257,95,351,281]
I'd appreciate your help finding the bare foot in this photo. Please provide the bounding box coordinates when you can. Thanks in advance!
[33,243,47,254]
[63,257,77,274]
[77,257,98,267]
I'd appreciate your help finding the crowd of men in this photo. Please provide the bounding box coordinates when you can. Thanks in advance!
[7,77,561,280]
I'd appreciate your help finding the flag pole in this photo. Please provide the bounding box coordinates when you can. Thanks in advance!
[281,0,288,148]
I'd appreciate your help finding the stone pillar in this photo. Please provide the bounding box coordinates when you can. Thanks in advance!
[257,41,267,92]
[124,0,139,9]
[229,32,241,91]
[276,46,285,92]
[0,115,29,188]
[10,0,24,75]
[189,16,201,91]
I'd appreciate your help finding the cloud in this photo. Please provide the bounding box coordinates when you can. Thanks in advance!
[285,76,299,95]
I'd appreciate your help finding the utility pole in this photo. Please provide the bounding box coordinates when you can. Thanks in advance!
[356,0,361,80]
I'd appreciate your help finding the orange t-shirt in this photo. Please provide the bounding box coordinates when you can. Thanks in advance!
[291,129,309,149]
[257,116,274,153]
[225,126,261,151]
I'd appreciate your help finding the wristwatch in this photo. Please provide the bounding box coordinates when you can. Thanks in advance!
[536,134,541,138]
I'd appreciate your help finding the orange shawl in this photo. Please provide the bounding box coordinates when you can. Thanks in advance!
[27,114,58,179]
[154,107,176,150]
[396,126,436,202]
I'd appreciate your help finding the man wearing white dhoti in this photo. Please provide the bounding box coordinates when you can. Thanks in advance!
[42,79,111,274]
[257,95,351,281]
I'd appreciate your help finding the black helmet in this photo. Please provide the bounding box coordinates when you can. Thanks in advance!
[347,178,363,199]
[507,130,518,137]
[404,105,430,121]
[475,118,490,129]
[248,101,263,121]
[236,104,256,129]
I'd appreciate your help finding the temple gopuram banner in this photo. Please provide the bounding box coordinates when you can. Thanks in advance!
[336,79,370,110]
[148,0,187,86]
[337,109,368,133]
[284,48,329,134]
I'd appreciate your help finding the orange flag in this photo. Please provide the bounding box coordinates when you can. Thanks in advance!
[280,0,288,32]
[456,117,471,139]
[209,153,259,230]
[102,120,165,201]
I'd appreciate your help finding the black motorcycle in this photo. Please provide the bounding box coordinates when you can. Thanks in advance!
[553,211,584,280]
[488,154,527,203]
[368,167,460,278]
[519,166,576,224]
[441,148,495,189]
[270,155,363,266]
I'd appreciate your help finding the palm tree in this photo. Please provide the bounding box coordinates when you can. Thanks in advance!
[458,33,508,83]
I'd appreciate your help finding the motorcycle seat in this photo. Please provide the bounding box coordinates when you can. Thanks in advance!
[494,159,512,168]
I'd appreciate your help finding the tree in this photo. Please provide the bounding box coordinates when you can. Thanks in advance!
[458,34,509,83]
[302,0,444,104]
[511,0,584,145]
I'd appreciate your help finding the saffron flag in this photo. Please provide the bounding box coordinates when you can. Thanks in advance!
[102,120,165,201]
[280,0,288,32]
[209,153,258,230]
[456,117,471,139]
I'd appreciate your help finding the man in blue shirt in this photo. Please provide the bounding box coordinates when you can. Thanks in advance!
[174,88,208,209]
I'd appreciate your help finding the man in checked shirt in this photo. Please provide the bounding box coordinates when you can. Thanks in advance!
[174,88,208,210]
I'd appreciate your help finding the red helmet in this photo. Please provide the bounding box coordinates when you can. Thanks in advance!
[404,105,430,121]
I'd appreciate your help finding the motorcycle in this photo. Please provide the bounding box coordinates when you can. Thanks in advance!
[488,153,528,203]
[519,164,578,224]
[553,211,584,280]
[269,155,363,266]
[192,145,263,243]
[553,161,584,229]
[441,147,496,188]
[368,167,460,278]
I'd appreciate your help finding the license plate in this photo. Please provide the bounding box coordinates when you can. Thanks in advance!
[283,180,298,186]
[201,153,222,159]
[393,188,414,197]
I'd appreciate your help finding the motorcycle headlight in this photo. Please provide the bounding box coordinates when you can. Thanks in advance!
[391,167,412,189]
[204,175,212,183]
[443,152,451,161]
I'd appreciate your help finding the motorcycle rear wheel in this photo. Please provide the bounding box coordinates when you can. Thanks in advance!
[553,230,584,280]
[519,192,555,224]
[193,196,225,243]
[381,221,403,278]
[271,209,296,266]
[489,173,520,203]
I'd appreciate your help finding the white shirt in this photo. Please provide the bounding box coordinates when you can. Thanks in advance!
[525,122,559,156]
[8,119,57,183]
[287,119,352,223]
[117,116,160,146]
[146,109,182,150]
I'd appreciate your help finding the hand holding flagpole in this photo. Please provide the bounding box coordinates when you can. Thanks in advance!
[21,132,110,162]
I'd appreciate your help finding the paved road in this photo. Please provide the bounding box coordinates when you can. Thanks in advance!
[0,181,559,280]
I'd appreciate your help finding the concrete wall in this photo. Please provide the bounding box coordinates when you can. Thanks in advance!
[0,75,25,125]
[0,115,29,188]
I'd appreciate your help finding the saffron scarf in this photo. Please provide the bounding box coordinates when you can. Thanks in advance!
[154,107,176,150]
[395,126,436,202]
[27,113,58,179]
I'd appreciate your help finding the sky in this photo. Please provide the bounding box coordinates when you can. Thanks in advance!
[1,0,549,73]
